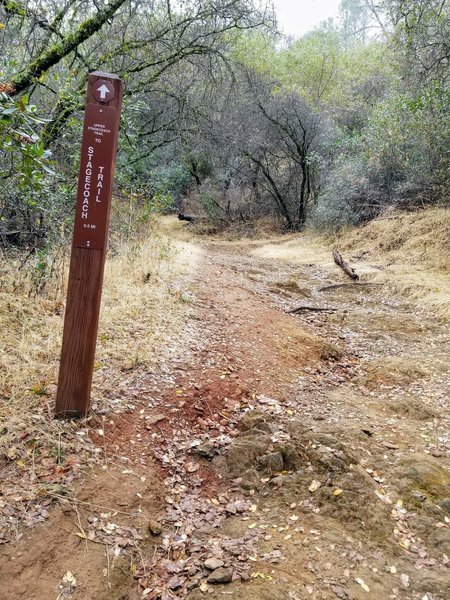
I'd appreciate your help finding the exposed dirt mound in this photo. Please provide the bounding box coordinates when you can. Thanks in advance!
[274,329,343,364]
[268,279,312,298]
[388,396,439,420]
[225,411,393,544]
[360,356,431,388]
[397,456,450,505]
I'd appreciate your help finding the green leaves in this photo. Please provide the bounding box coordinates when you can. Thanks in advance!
[0,93,55,189]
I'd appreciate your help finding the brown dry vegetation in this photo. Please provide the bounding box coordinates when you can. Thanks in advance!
[252,207,450,317]
[339,208,450,271]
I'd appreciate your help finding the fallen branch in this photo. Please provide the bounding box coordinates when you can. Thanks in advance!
[318,282,381,292]
[332,249,359,281]
[178,213,195,222]
[287,306,338,314]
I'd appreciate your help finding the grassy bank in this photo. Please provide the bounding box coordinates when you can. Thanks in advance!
[251,207,450,317]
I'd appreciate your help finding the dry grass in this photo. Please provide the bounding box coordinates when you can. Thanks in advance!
[0,220,198,442]
[161,214,287,241]
[251,207,450,317]
[0,218,200,539]
[339,207,450,272]
[90,232,202,410]
[252,231,333,265]
[0,246,68,437]
[215,216,286,240]
[339,208,450,316]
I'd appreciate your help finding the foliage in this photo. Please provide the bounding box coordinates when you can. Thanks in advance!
[0,0,273,246]
[0,92,52,188]
[1,0,449,240]
[314,82,450,229]
[311,154,372,230]
[0,92,61,247]
[312,0,450,229]
[275,31,342,104]
[386,0,450,87]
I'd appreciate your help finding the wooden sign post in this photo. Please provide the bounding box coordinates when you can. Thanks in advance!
[55,71,123,418]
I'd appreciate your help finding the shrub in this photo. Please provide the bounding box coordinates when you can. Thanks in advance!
[311,154,383,230]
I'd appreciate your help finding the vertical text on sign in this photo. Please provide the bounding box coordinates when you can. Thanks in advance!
[73,103,117,250]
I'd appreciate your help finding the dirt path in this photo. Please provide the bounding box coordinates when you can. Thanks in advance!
[1,236,449,600]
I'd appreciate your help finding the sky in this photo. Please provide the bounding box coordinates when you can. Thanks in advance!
[272,0,342,37]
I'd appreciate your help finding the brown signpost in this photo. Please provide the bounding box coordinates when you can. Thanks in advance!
[55,71,123,418]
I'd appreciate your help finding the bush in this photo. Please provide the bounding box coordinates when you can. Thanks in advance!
[363,90,450,206]
[311,154,383,230]
[0,176,73,248]
[0,93,60,248]
[311,87,450,230]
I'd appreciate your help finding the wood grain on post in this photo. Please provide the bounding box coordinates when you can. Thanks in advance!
[55,72,123,418]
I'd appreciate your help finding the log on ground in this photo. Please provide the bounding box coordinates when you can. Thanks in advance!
[332,249,360,281]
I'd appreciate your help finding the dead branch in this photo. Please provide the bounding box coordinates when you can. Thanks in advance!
[318,282,381,292]
[287,306,338,314]
[332,249,359,281]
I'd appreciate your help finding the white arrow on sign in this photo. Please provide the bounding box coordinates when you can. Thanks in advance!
[96,84,110,100]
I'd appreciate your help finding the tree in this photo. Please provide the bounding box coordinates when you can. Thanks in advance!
[173,64,328,230]
[385,0,450,86]
[339,0,371,43]
[245,88,325,228]
[0,1,274,246]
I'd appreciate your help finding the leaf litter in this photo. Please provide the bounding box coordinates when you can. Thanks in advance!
[1,236,450,600]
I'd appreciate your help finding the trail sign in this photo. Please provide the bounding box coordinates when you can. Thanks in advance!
[55,71,123,418]
[72,103,117,249]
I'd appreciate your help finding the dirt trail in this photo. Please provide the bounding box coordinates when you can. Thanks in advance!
[0,235,449,600]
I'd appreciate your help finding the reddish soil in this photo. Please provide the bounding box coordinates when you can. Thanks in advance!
[0,238,448,600]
